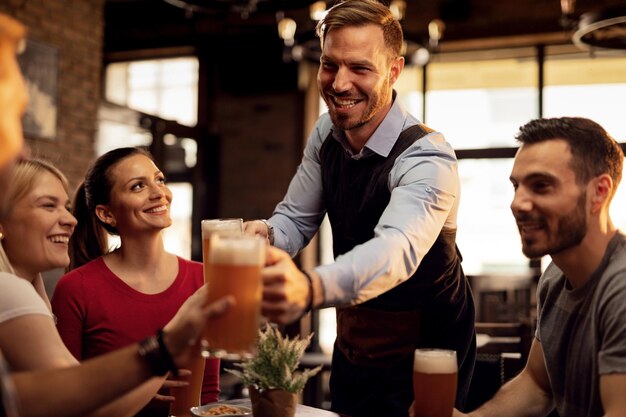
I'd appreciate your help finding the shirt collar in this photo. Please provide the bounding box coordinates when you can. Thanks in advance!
[330,91,410,159]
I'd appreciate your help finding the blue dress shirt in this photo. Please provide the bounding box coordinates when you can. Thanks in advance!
[269,96,461,307]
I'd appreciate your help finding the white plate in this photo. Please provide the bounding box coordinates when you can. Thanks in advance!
[190,403,252,417]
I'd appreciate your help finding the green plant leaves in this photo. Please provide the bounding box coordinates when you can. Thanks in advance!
[225,326,323,394]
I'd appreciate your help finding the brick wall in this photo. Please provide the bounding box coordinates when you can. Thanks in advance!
[217,92,304,221]
[0,0,104,190]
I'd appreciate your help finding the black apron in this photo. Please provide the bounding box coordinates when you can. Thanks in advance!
[320,125,476,417]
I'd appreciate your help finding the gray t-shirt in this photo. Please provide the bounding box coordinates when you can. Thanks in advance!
[537,232,626,417]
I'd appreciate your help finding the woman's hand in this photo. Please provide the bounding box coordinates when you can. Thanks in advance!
[163,285,234,368]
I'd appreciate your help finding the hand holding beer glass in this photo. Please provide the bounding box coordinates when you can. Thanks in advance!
[412,349,457,417]
[168,219,244,416]
[203,233,264,359]
[168,356,205,417]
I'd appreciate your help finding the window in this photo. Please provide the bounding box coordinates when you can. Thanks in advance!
[100,57,199,259]
[105,58,199,126]
[544,50,626,232]
[425,57,538,149]
[413,52,539,274]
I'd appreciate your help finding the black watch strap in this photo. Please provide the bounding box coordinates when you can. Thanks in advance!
[138,330,179,377]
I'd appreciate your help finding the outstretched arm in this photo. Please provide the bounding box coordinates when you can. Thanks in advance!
[600,373,626,417]
[9,289,233,417]
[454,338,554,417]
[12,343,157,417]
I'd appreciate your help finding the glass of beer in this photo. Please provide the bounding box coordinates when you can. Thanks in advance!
[168,355,205,417]
[201,218,243,274]
[203,234,264,359]
[412,349,457,417]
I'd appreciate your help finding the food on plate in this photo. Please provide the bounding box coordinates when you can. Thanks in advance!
[197,404,247,416]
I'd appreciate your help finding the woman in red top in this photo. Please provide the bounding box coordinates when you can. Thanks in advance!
[52,147,220,417]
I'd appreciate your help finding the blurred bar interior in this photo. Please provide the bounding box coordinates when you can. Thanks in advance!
[2,0,626,411]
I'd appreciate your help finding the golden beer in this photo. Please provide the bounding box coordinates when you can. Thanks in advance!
[201,218,243,280]
[204,234,264,357]
[412,349,457,417]
[169,355,205,417]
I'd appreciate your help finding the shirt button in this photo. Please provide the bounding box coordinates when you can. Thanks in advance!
[425,186,432,192]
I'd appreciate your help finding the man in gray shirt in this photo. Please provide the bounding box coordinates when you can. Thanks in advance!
[453,117,626,417]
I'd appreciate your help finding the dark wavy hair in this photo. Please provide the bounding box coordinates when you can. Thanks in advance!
[69,147,153,270]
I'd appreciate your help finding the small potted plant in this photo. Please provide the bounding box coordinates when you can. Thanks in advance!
[226,326,323,417]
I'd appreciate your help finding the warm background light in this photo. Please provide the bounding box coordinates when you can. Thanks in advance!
[390,0,407,20]
[309,1,327,21]
[278,17,297,46]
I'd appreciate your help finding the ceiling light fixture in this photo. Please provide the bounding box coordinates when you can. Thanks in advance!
[278,16,297,46]
[390,0,407,21]
[411,47,430,67]
[428,19,446,50]
[573,6,626,51]
[559,0,576,29]
[560,0,576,16]
[309,1,327,21]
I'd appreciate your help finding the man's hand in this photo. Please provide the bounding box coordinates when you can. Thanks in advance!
[243,220,270,242]
[262,246,310,324]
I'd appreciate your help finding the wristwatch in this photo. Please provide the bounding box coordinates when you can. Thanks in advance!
[261,219,274,245]
[137,330,178,377]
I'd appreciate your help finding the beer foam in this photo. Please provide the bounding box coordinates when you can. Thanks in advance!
[209,235,265,266]
[201,219,242,237]
[413,350,457,374]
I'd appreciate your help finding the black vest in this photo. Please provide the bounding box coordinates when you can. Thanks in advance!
[320,124,466,311]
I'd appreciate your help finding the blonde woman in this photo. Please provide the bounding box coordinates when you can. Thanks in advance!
[0,159,74,310]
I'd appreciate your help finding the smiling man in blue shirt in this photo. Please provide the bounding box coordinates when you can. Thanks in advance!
[245,1,475,416]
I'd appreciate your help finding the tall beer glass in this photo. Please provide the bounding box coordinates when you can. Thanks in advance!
[168,355,205,417]
[412,349,457,417]
[204,234,264,358]
[201,218,243,344]
[201,218,243,275]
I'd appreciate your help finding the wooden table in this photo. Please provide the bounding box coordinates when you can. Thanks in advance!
[222,398,350,417]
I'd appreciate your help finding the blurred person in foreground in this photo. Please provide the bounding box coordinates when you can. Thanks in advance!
[244,1,475,416]
[0,12,232,417]
[450,117,626,417]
